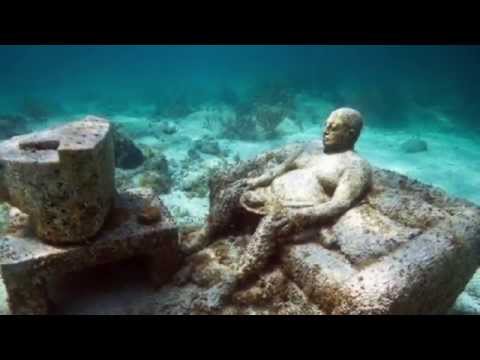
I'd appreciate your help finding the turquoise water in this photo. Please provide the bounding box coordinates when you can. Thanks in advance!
[1,45,479,129]
[1,46,479,207]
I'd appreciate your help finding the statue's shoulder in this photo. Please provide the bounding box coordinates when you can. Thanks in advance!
[348,151,373,175]
[350,151,368,162]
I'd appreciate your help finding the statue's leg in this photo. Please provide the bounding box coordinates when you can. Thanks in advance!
[190,213,278,312]
[180,182,249,255]
[236,214,277,284]
[179,227,210,255]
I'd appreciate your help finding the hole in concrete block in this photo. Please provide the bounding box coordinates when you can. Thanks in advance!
[19,140,60,151]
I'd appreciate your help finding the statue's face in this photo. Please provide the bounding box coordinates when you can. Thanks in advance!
[322,114,357,153]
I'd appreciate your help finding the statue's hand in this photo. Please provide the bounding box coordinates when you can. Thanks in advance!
[245,175,270,190]
[285,208,310,222]
[270,209,312,237]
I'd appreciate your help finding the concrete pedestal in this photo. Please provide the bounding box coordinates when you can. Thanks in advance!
[0,188,180,315]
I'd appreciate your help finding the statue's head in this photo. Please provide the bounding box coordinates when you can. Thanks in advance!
[323,108,363,153]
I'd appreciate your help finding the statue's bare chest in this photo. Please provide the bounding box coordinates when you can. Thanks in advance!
[270,168,326,205]
[295,152,349,193]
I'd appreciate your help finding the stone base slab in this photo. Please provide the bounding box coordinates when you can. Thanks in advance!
[0,187,180,314]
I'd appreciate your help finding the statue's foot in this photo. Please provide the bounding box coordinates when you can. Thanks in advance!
[179,228,210,256]
[192,269,239,312]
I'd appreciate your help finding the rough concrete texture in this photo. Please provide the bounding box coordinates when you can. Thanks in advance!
[0,187,180,315]
[123,140,480,315]
[92,236,324,315]
[0,116,115,245]
[451,268,480,314]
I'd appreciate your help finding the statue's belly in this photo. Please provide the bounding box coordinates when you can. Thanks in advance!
[271,169,328,207]
[299,154,345,195]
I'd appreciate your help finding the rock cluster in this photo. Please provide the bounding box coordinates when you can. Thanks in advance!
[192,135,226,157]
[401,138,428,153]
[112,126,145,169]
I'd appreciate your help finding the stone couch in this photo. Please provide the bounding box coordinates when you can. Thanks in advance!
[115,140,480,315]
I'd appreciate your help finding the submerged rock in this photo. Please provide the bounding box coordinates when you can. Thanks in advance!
[112,127,145,169]
[192,135,228,157]
[158,121,177,135]
[401,138,428,153]
[144,153,170,174]
[137,152,173,194]
[0,116,116,245]
[139,171,173,195]
[181,172,210,198]
[187,148,201,161]
[193,135,222,156]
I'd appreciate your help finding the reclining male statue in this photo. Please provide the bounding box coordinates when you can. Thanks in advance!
[88,107,478,315]
[182,107,373,307]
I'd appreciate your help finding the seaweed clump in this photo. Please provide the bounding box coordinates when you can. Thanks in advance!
[243,82,298,139]
[255,104,290,139]
[221,110,258,140]
[201,103,258,141]
[203,81,299,140]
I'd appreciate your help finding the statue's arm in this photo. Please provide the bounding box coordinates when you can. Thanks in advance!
[247,147,303,188]
[297,161,372,224]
